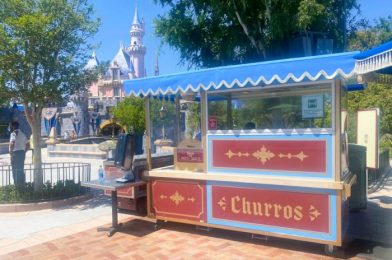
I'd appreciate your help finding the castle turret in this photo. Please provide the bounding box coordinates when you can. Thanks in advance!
[127,5,146,78]
[84,51,99,70]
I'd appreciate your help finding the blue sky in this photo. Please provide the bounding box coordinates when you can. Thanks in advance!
[89,0,392,76]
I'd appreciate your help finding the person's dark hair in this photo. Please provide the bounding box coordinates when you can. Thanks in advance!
[244,122,256,130]
[11,121,19,129]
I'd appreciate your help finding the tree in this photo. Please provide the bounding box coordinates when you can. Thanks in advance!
[112,97,146,135]
[347,16,392,152]
[348,16,392,51]
[0,0,99,190]
[154,0,359,68]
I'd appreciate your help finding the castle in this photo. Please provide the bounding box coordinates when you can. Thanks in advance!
[48,4,156,139]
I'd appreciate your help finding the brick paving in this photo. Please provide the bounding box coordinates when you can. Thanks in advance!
[0,216,362,260]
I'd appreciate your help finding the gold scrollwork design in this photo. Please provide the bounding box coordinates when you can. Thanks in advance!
[252,145,275,165]
[218,197,226,211]
[170,191,185,206]
[225,150,249,159]
[309,205,321,221]
[278,151,308,162]
[224,145,309,165]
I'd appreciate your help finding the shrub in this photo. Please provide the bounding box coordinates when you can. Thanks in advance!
[0,180,88,203]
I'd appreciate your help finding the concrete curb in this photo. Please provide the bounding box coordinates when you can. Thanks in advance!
[0,193,93,213]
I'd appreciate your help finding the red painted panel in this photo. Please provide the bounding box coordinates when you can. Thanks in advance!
[177,148,204,163]
[152,180,206,222]
[211,185,330,233]
[212,139,326,173]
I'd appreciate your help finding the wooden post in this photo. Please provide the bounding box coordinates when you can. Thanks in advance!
[334,80,341,182]
[144,97,154,218]
[175,95,181,145]
[200,91,208,172]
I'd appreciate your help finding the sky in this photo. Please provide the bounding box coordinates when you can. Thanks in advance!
[89,0,392,76]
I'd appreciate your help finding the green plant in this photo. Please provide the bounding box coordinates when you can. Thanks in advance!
[380,134,392,156]
[0,180,87,203]
[112,97,146,134]
[186,102,201,139]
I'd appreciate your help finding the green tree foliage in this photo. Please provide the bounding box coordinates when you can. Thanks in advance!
[186,102,201,139]
[96,60,111,78]
[347,82,392,143]
[347,16,392,151]
[112,97,145,134]
[348,16,392,51]
[154,0,358,68]
[150,98,176,140]
[0,0,99,189]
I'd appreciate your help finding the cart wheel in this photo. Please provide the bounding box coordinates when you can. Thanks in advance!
[324,245,337,256]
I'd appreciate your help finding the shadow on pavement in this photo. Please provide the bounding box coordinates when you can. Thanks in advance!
[343,239,392,260]
[370,195,392,205]
[119,218,156,237]
[349,202,392,245]
[52,189,111,211]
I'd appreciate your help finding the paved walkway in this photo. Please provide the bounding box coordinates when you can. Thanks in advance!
[1,215,361,260]
[348,166,392,245]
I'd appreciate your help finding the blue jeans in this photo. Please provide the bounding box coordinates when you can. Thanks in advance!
[11,150,26,185]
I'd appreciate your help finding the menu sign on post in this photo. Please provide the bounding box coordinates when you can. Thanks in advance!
[302,95,324,119]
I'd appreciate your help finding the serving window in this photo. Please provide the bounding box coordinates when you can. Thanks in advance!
[149,95,203,171]
[208,84,332,131]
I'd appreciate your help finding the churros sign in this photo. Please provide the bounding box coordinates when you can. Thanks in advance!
[211,185,330,233]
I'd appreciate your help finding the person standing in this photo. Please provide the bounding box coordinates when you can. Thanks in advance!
[9,121,29,185]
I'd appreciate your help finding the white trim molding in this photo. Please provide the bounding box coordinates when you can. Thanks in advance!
[355,49,392,74]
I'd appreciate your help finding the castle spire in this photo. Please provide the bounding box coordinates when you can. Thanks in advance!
[132,2,141,25]
[128,3,146,78]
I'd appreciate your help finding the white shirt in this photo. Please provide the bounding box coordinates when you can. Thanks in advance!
[9,130,28,152]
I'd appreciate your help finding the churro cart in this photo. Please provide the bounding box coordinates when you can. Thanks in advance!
[123,42,392,254]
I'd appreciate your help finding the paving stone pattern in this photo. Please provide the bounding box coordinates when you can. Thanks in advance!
[0,217,349,260]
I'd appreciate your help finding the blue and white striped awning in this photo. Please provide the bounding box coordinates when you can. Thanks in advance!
[354,40,392,75]
[124,51,358,97]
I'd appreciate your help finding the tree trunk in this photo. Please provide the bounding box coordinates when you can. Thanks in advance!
[32,121,43,190]
[231,0,266,60]
[23,103,44,191]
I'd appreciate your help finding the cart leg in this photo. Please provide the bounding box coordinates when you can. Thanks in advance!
[324,244,338,256]
[96,190,122,237]
[154,220,162,230]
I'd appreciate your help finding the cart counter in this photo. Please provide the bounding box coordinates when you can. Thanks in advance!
[145,166,354,246]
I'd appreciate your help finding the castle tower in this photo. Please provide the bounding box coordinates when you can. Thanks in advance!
[127,5,146,78]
